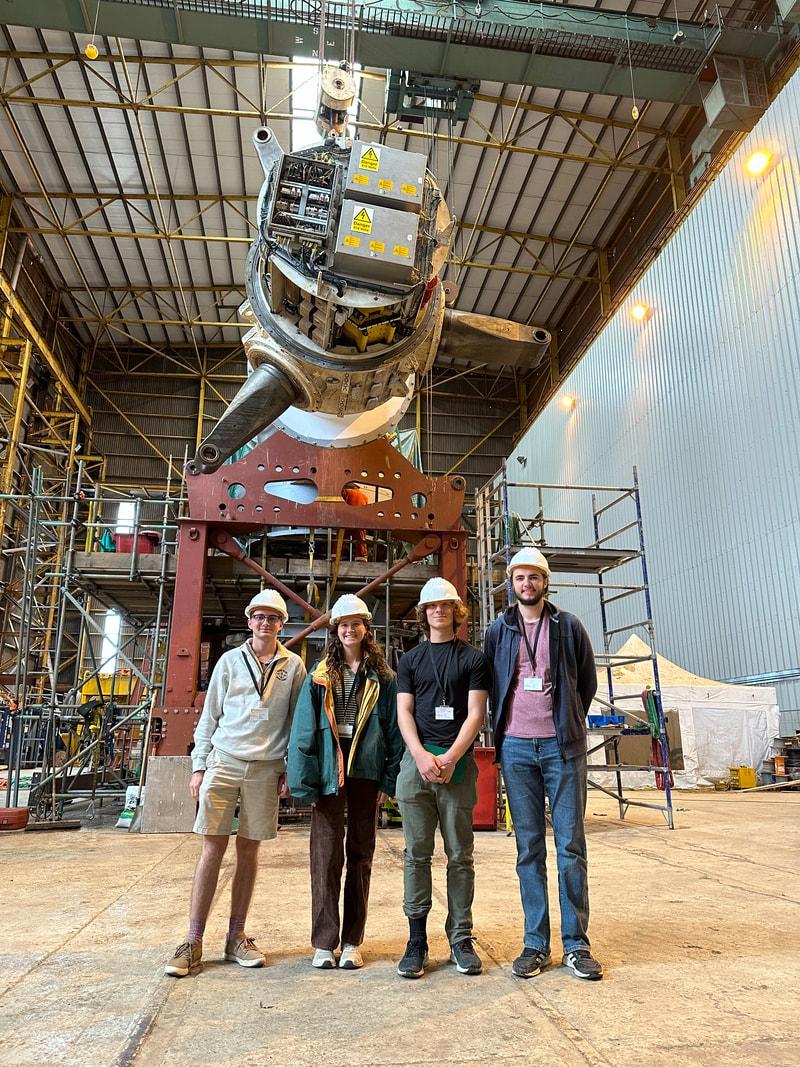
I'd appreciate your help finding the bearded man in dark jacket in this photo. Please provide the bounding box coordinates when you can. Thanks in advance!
[484,547,603,982]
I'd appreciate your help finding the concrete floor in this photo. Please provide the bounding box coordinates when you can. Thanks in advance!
[1,791,798,1067]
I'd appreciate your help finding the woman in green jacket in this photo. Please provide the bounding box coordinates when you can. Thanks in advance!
[287,594,403,970]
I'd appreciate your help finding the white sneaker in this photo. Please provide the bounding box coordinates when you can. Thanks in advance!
[339,943,364,969]
[312,948,337,969]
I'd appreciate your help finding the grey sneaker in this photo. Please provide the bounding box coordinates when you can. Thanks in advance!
[397,938,429,978]
[224,934,265,968]
[450,937,482,975]
[312,948,337,969]
[562,948,603,980]
[164,939,202,977]
[339,943,363,969]
[511,947,552,978]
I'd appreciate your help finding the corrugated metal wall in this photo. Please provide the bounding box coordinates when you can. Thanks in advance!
[87,352,246,487]
[512,69,800,713]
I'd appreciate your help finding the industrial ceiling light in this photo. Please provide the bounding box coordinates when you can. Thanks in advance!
[561,394,576,411]
[745,150,771,176]
[631,303,649,321]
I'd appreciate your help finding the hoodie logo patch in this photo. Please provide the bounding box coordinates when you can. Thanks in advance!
[276,669,288,682]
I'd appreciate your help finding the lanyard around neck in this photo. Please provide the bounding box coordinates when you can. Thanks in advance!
[426,639,456,704]
[517,607,545,674]
[340,664,362,709]
[242,647,280,701]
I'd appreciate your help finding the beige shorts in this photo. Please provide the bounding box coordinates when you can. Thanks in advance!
[193,748,284,841]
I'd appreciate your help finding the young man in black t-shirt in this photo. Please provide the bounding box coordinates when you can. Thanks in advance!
[395,577,490,979]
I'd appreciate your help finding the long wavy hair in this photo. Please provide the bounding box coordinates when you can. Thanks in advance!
[326,622,392,688]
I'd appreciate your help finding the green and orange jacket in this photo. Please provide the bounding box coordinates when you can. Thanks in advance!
[286,660,403,804]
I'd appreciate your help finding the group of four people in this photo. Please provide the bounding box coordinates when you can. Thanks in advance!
[165,546,603,983]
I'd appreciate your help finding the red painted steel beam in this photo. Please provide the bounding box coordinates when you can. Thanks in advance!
[440,531,469,640]
[185,430,466,533]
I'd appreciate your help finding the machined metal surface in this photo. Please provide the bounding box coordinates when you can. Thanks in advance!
[190,119,554,464]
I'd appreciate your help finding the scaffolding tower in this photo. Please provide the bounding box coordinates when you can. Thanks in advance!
[476,463,674,829]
[1,462,179,819]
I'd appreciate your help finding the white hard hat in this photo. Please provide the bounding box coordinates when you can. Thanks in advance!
[507,547,551,578]
[418,577,462,607]
[245,589,289,621]
[330,594,372,626]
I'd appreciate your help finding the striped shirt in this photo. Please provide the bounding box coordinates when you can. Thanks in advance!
[333,666,363,738]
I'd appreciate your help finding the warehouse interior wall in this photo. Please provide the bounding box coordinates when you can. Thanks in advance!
[511,69,800,716]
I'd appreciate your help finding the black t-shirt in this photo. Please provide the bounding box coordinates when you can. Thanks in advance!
[396,638,491,747]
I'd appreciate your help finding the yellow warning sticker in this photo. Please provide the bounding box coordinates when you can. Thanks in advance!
[344,235,360,247]
[352,173,369,185]
[359,146,381,171]
[393,244,410,258]
[351,206,374,234]
[401,183,417,196]
[378,178,394,191]
[369,240,385,253]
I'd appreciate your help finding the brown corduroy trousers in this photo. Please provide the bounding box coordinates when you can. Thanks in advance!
[310,775,380,950]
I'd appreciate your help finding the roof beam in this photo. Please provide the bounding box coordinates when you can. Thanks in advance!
[0,51,669,137]
[3,1,781,104]
[9,224,598,283]
[15,194,596,245]
[0,91,669,174]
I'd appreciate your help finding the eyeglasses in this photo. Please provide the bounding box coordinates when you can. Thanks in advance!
[250,613,283,625]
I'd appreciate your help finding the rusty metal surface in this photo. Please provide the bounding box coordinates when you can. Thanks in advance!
[185,431,465,534]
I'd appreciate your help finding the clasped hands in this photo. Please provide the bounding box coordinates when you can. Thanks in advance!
[416,749,456,784]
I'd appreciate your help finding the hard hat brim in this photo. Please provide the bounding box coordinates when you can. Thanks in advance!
[506,564,551,578]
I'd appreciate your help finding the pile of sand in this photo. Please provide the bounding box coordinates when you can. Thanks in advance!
[598,634,723,688]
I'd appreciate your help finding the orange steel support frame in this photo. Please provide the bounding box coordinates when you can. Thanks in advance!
[156,432,467,755]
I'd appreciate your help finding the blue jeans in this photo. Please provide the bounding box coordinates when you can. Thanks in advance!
[501,736,590,953]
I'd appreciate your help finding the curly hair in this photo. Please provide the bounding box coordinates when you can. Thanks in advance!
[326,623,392,688]
[415,599,468,635]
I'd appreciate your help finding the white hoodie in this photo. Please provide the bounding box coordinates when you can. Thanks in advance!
[192,640,306,771]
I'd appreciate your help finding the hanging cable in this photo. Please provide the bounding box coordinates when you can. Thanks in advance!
[84,1,101,60]
[349,0,356,71]
[672,1,685,44]
[624,16,641,126]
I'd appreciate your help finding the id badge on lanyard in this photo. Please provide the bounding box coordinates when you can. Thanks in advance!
[519,609,545,692]
[428,641,456,722]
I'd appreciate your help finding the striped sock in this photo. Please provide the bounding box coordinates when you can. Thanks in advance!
[188,919,205,943]
[228,916,246,942]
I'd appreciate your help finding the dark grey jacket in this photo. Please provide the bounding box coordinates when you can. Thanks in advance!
[484,602,597,760]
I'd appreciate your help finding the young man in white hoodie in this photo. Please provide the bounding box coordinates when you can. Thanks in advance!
[165,590,306,977]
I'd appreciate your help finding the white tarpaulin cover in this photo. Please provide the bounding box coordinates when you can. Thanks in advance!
[588,636,779,788]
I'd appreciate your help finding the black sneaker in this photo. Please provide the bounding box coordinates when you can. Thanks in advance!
[511,947,551,978]
[397,938,429,979]
[450,937,482,975]
[562,949,603,981]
